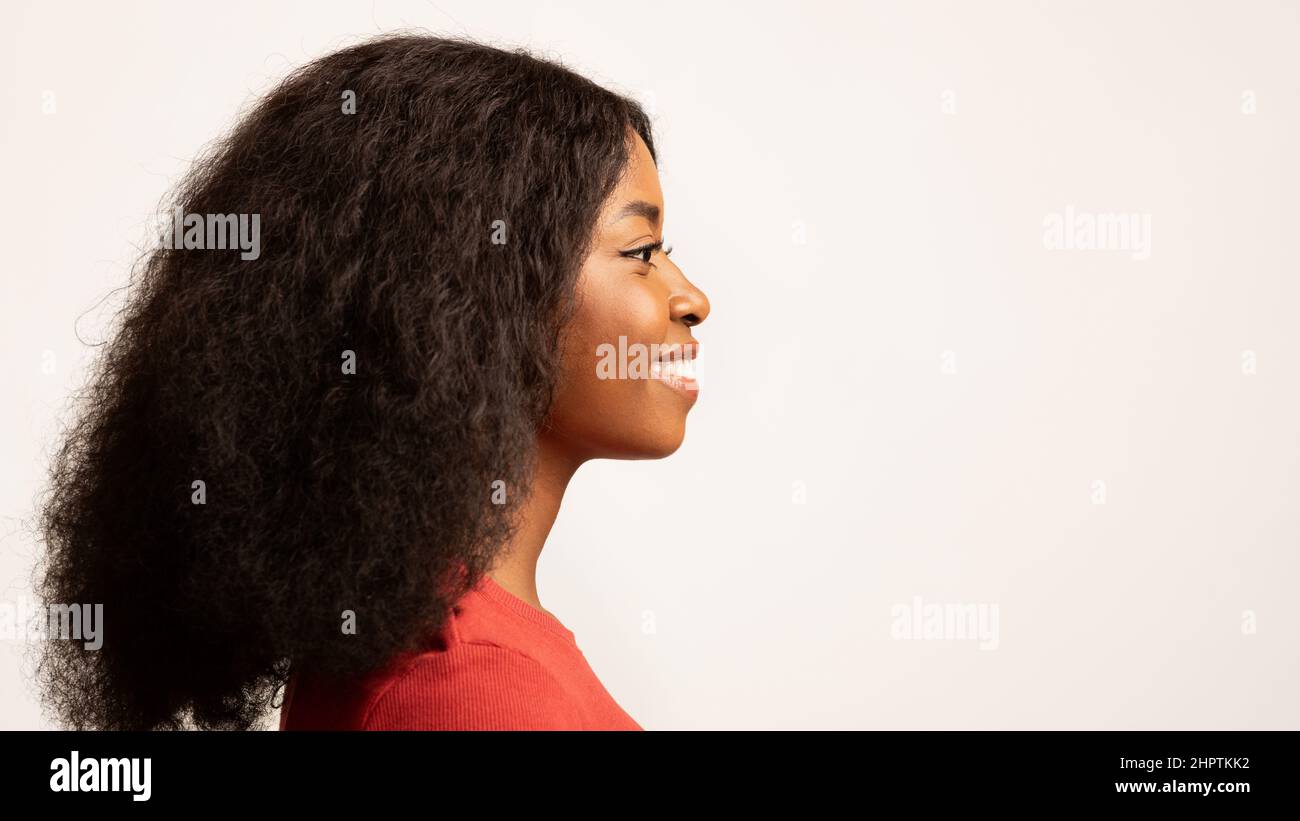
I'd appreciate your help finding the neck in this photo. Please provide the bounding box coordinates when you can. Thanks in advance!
[487,433,584,614]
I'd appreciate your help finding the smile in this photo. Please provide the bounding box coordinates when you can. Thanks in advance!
[650,343,699,398]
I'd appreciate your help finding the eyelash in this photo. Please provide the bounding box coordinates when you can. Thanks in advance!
[620,239,674,266]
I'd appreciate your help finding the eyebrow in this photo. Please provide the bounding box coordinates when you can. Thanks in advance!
[611,199,661,226]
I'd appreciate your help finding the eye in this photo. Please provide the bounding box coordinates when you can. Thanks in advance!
[620,239,671,267]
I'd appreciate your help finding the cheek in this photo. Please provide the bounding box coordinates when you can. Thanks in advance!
[582,274,668,349]
[563,273,669,396]
[545,272,681,456]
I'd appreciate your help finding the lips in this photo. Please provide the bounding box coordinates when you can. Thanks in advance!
[650,342,699,397]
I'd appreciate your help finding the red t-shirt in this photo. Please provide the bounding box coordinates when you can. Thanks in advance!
[278,574,643,730]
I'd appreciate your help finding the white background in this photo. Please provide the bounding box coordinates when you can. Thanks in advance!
[2,0,1298,729]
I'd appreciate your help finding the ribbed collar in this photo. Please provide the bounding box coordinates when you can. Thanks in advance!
[476,574,577,643]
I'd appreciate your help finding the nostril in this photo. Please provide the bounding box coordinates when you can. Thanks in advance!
[681,313,701,327]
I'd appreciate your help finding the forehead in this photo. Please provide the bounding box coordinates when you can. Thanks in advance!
[600,131,662,226]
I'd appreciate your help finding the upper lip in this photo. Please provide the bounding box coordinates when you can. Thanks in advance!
[657,341,699,362]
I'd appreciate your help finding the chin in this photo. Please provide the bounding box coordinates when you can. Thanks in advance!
[634,423,688,459]
[597,421,688,460]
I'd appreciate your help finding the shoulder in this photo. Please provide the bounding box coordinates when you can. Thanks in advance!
[361,640,584,730]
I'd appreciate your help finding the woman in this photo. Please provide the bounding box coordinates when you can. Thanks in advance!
[36,34,709,730]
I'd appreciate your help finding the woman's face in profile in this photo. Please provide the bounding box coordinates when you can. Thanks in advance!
[544,130,711,460]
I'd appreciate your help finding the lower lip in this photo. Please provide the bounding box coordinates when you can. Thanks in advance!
[652,370,699,400]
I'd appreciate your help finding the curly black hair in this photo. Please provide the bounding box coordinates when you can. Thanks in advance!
[35,33,656,730]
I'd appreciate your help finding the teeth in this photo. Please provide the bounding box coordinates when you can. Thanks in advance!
[653,355,696,380]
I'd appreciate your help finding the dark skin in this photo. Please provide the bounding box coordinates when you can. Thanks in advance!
[489,130,711,615]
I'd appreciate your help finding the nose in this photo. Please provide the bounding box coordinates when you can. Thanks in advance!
[667,265,710,328]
